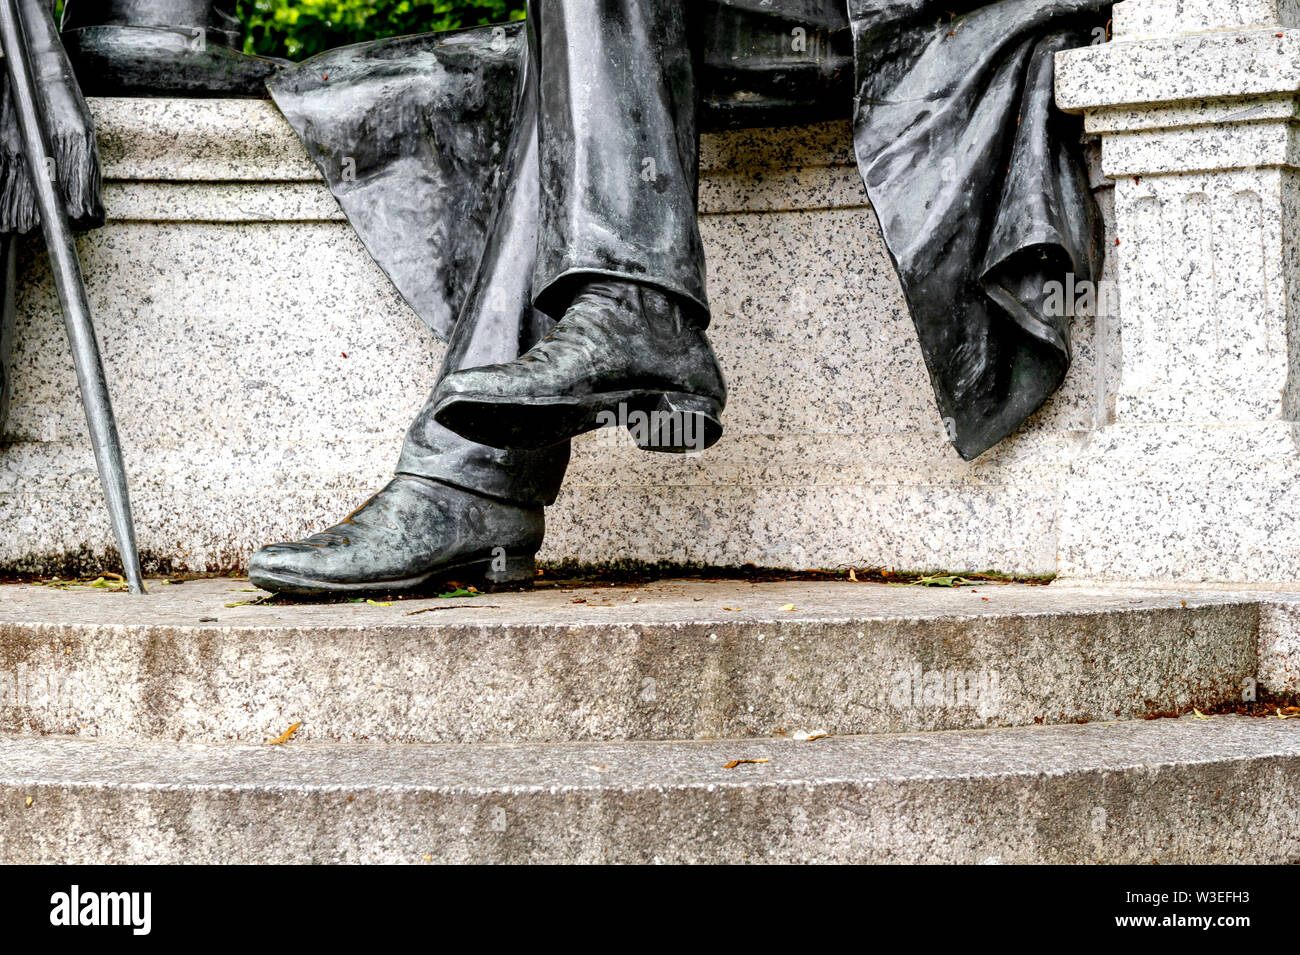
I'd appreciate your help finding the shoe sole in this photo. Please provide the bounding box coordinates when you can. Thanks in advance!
[433,390,723,454]
[248,553,535,597]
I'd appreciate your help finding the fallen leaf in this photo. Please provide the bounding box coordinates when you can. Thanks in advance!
[225,592,274,609]
[779,604,795,612]
[722,606,741,612]
[24,796,32,807]
[365,599,393,607]
[848,569,858,582]
[910,575,978,588]
[38,574,129,592]
[1276,708,1296,720]
[1192,708,1214,720]
[723,758,770,769]
[267,721,302,745]
[405,605,497,616]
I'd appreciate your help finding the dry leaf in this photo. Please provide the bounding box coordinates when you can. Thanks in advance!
[1192,708,1213,720]
[225,592,273,608]
[405,605,496,615]
[911,574,978,588]
[790,729,829,741]
[268,721,302,745]
[723,606,741,612]
[779,604,795,612]
[848,569,858,582]
[723,757,770,769]
[24,796,32,807]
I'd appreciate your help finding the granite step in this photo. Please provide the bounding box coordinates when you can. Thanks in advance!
[0,578,1264,743]
[2,716,1297,863]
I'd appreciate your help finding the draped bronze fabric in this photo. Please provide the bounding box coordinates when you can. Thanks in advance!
[265,0,1109,462]
[849,0,1106,456]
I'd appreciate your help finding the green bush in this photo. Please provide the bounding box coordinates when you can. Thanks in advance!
[236,1,525,60]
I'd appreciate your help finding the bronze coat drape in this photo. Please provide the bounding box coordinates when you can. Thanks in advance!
[268,0,1108,461]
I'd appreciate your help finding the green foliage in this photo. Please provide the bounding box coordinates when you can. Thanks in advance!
[236,0,525,60]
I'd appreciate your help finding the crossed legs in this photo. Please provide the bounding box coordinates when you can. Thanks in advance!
[250,0,725,594]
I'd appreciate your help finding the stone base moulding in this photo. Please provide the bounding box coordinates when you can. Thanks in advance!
[0,99,1118,578]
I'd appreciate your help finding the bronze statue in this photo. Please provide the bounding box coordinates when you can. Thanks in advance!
[247,0,1109,595]
[4,1,1107,593]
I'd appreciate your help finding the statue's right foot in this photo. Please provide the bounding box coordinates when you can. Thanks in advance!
[431,279,726,454]
[248,476,542,596]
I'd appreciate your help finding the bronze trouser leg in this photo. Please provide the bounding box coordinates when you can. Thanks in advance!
[399,0,706,505]
[528,0,707,324]
[397,36,571,509]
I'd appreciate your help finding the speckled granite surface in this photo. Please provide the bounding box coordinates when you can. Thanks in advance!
[0,98,1117,577]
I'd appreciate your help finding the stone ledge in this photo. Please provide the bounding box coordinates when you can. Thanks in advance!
[1056,30,1300,112]
[0,578,1266,743]
[87,98,868,220]
[1113,0,1300,37]
[90,98,319,182]
[88,97,861,193]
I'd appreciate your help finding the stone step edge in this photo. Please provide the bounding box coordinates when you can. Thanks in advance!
[3,717,1295,792]
[3,718,1298,862]
[0,585,1268,743]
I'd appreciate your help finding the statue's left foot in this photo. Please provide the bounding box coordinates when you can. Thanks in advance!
[247,476,543,596]
[431,279,726,453]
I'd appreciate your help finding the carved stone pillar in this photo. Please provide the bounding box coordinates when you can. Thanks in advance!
[1055,0,1300,580]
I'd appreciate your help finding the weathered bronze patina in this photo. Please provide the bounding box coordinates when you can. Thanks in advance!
[251,0,1111,594]
[0,0,1112,592]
